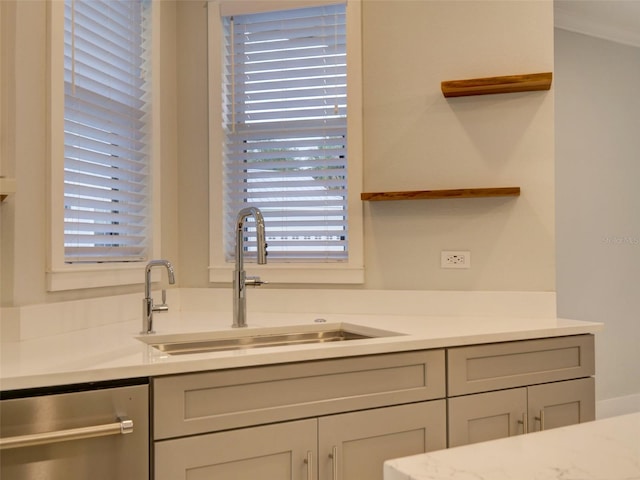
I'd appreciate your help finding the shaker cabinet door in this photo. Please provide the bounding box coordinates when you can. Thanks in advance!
[318,401,447,480]
[527,377,595,432]
[155,419,317,480]
[448,388,527,447]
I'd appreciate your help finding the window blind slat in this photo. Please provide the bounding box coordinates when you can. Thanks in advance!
[64,208,145,224]
[65,146,146,173]
[64,171,146,195]
[225,86,346,105]
[227,142,346,152]
[225,108,346,124]
[228,179,346,191]
[227,136,346,151]
[229,29,346,49]
[64,123,146,154]
[65,135,147,165]
[228,73,346,92]
[65,158,146,183]
[228,149,346,165]
[64,221,146,236]
[229,96,346,116]
[64,183,146,205]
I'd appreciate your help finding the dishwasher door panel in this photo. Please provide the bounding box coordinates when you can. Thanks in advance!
[1,383,149,480]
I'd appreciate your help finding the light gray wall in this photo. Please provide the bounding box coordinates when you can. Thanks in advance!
[555,28,640,404]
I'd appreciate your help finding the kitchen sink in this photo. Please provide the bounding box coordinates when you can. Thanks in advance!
[136,324,400,356]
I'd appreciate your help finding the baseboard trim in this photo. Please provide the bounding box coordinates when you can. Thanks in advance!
[597,393,640,419]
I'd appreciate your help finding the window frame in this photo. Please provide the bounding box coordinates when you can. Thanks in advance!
[47,0,162,291]
[207,0,364,284]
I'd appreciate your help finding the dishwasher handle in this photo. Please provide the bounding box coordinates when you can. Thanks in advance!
[0,416,133,450]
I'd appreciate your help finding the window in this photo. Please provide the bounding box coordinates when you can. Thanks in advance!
[63,0,151,263]
[209,0,363,284]
[48,0,159,290]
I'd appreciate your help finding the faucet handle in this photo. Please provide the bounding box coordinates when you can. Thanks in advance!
[245,276,267,287]
[152,289,170,312]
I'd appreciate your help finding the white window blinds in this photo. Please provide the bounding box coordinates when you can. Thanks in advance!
[222,3,348,262]
[63,0,151,263]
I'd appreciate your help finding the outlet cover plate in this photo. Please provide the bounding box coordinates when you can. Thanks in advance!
[441,251,471,269]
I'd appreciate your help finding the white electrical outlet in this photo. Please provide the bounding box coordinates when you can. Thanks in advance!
[441,251,471,269]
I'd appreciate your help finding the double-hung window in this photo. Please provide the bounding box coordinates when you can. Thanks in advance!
[49,0,157,290]
[209,0,363,284]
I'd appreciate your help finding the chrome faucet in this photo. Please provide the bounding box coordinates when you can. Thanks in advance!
[141,259,176,334]
[233,207,268,328]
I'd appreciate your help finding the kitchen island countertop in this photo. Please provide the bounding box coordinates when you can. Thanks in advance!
[384,412,640,480]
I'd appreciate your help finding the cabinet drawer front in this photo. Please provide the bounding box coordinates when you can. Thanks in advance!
[447,335,594,396]
[153,350,445,439]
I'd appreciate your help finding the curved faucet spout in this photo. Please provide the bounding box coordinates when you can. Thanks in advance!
[145,259,176,298]
[233,207,268,328]
[142,259,176,334]
[235,207,267,268]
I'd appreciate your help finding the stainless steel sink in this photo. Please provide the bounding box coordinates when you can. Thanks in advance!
[137,324,399,356]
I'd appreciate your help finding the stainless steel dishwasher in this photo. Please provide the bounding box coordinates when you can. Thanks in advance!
[1,379,149,480]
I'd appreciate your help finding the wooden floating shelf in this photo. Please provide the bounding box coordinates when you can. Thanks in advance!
[441,72,552,98]
[361,187,521,202]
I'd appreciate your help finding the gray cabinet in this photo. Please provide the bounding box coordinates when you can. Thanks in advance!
[447,335,595,447]
[155,401,446,480]
[153,350,447,480]
[151,334,597,478]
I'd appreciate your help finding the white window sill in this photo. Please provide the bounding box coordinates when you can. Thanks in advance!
[47,263,160,291]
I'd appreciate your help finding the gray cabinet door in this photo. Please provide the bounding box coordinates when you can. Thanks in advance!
[448,388,527,447]
[527,377,595,432]
[318,401,446,480]
[155,419,317,480]
[448,378,595,447]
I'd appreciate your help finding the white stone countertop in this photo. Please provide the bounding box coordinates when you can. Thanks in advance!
[0,289,603,392]
[384,412,640,480]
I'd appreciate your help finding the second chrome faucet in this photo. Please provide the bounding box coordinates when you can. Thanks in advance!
[233,207,268,328]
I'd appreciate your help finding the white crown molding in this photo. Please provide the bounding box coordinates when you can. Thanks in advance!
[555,1,640,49]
